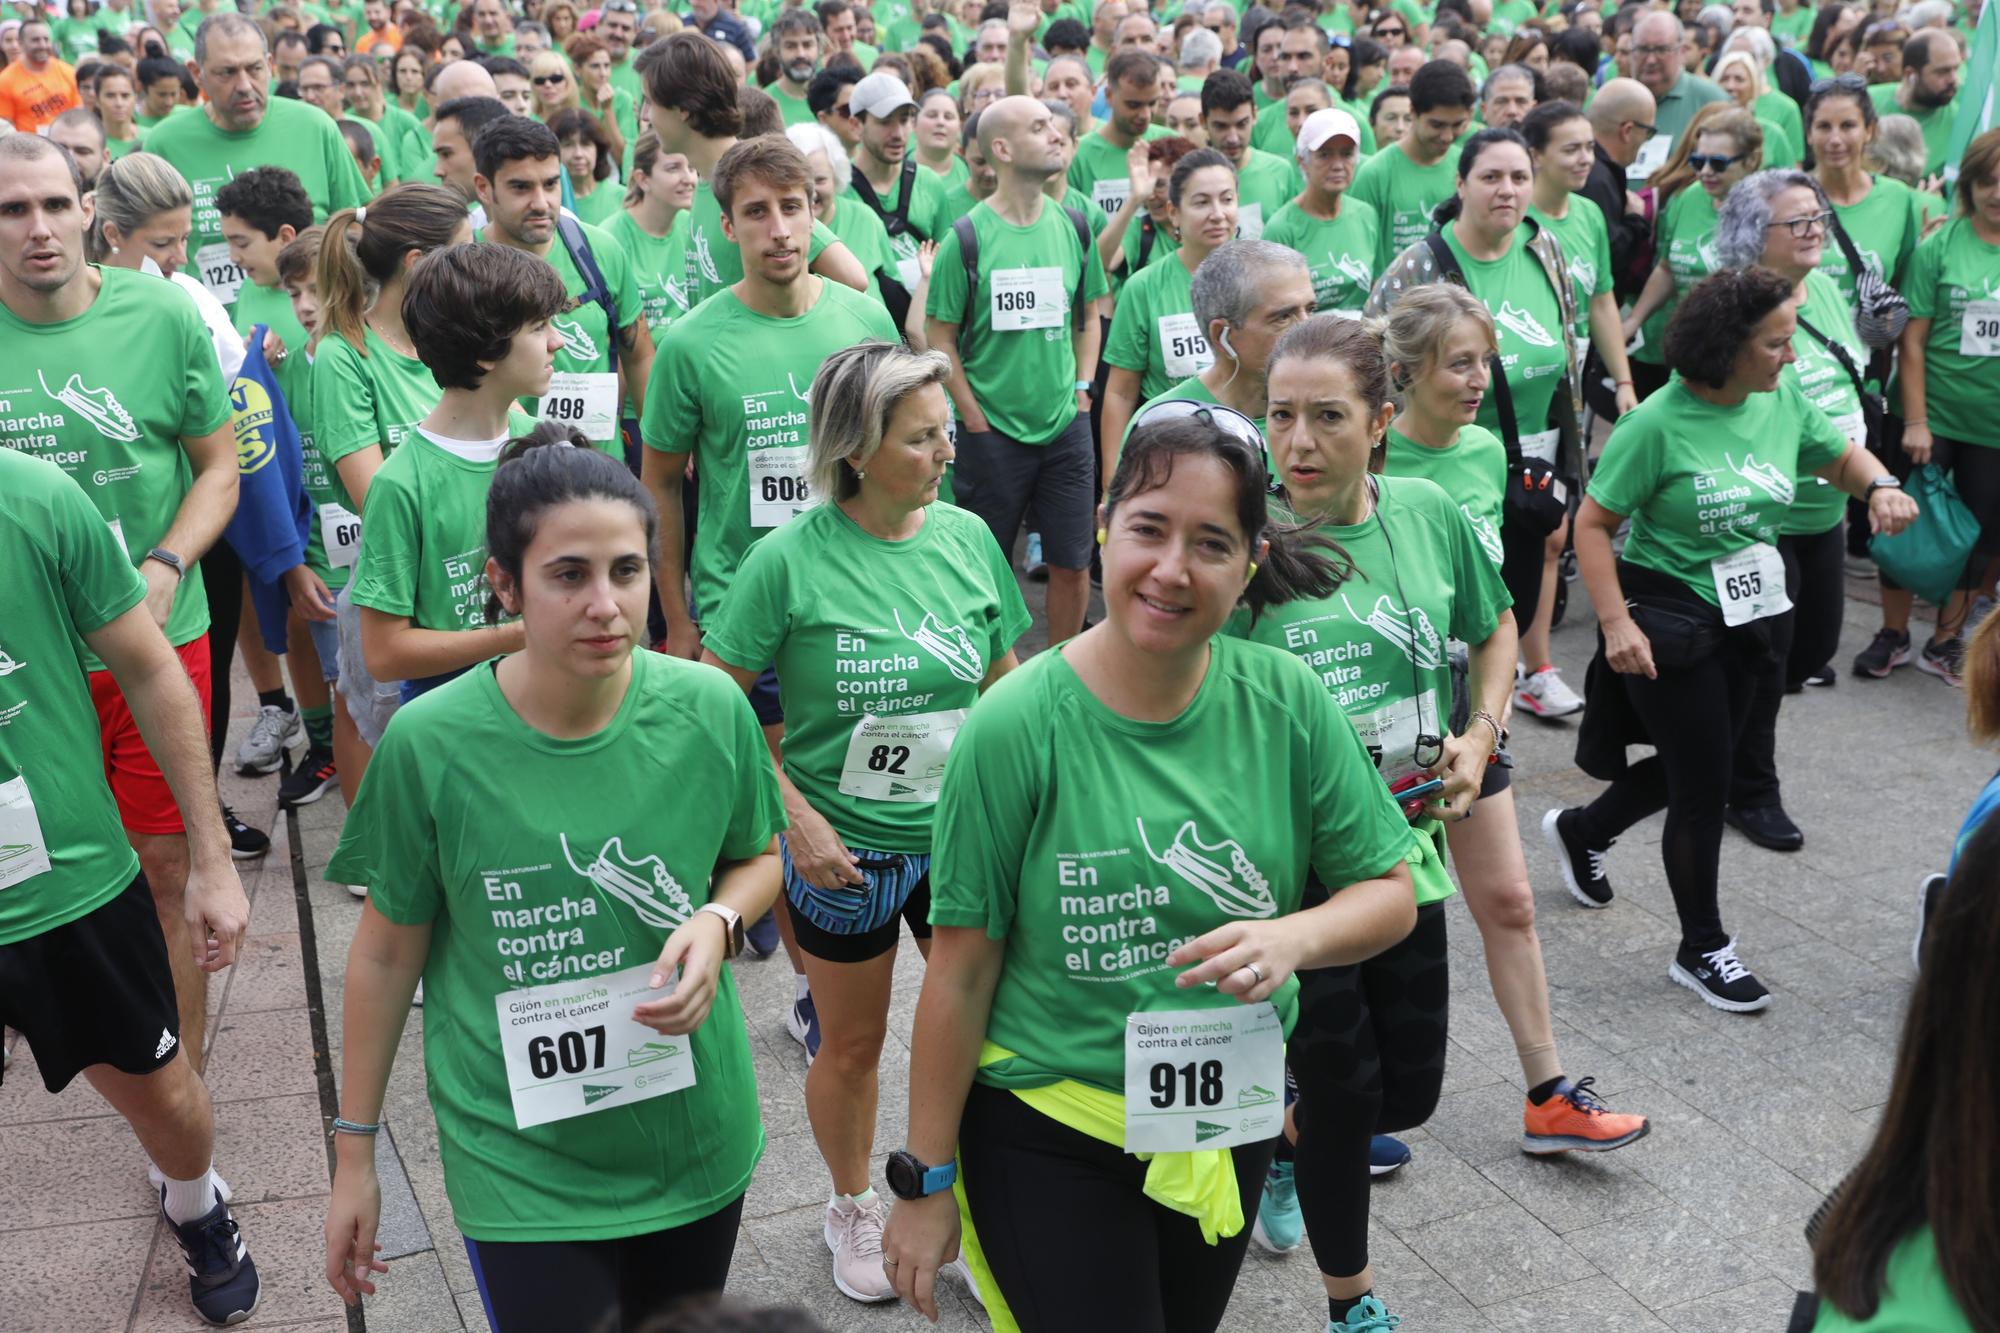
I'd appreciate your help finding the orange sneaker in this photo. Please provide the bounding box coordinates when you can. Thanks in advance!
[1522,1077,1650,1155]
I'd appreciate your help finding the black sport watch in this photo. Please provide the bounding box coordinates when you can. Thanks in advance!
[885,1150,957,1201]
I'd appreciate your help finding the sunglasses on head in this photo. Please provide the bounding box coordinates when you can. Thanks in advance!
[1810,72,1868,91]
[1690,152,1740,171]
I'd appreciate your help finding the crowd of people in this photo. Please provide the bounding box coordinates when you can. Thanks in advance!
[1,0,1997,1326]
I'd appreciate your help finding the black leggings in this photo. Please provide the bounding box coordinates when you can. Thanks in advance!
[1500,513,1546,635]
[1732,525,1844,809]
[1576,634,1765,954]
[957,1080,1273,1333]
[202,539,243,775]
[462,1193,744,1333]
[1287,901,1450,1280]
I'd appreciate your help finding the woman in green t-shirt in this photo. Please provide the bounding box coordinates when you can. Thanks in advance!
[880,416,1418,1331]
[1264,105,1381,317]
[549,107,622,228]
[1551,268,1913,1015]
[703,343,1029,1307]
[93,65,147,161]
[323,439,785,1333]
[1101,149,1240,454]
[1805,77,1927,319]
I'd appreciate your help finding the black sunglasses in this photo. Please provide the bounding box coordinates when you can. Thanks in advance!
[533,72,566,84]
[1689,152,1741,172]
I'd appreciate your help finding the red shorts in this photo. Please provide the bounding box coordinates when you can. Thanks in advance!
[88,636,213,836]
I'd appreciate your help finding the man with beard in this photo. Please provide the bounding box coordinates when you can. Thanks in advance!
[1873,28,1962,177]
[767,8,824,127]
[846,71,947,327]
[1068,50,1161,217]
[1249,14,1334,155]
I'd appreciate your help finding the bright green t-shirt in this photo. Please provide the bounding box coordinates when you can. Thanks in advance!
[768,82,816,126]
[1232,147,1303,240]
[1771,4,1813,47]
[937,182,984,229]
[1383,423,1507,567]
[1263,197,1379,315]
[0,450,149,946]
[1441,227,1569,450]
[1812,1228,1974,1332]
[1825,175,1927,310]
[1348,141,1457,272]
[603,208,693,335]
[704,501,1031,852]
[929,635,1415,1094]
[682,177,840,310]
[826,194,897,304]
[927,155,970,193]
[309,325,441,515]
[0,265,231,666]
[1870,84,1957,176]
[142,97,370,315]
[533,220,643,381]
[1528,198,1612,345]
[347,428,507,633]
[324,650,784,1242]
[1902,217,2000,446]
[1066,125,1167,217]
[926,199,1111,444]
[1250,98,1292,158]
[1104,253,1210,402]
[570,183,625,228]
[1587,375,1847,606]
[1635,184,1720,366]
[641,279,901,622]
[1785,269,1866,537]
[845,158,948,286]
[286,350,351,591]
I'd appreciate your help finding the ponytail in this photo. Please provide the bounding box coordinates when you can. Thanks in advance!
[312,182,469,355]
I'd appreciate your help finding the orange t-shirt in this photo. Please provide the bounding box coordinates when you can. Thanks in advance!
[0,59,80,133]
[355,25,403,53]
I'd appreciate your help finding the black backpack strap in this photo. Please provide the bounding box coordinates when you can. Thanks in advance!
[1064,204,1092,331]
[953,212,980,329]
[1797,310,1885,445]
[851,158,918,237]
[557,214,620,375]
[1424,231,1521,461]
[1137,213,1157,271]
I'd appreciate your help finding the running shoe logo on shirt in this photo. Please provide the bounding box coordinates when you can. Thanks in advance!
[788,372,812,403]
[1460,505,1505,565]
[36,369,140,442]
[1568,256,1598,295]
[1328,251,1372,286]
[658,274,690,312]
[552,316,600,363]
[1727,452,1795,504]
[561,833,695,927]
[0,648,22,677]
[1494,301,1557,349]
[692,226,721,283]
[1339,591,1445,669]
[1135,818,1277,919]
[894,608,983,683]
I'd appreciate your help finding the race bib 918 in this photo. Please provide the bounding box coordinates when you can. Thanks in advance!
[1124,1003,1285,1153]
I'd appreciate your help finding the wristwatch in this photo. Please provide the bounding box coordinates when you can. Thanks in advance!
[1866,476,1904,493]
[144,547,185,579]
[885,1150,957,1201]
[1073,380,1092,393]
[694,902,745,959]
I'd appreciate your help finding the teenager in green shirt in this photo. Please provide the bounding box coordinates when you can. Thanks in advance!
[1102,149,1237,450]
[1264,106,1379,315]
[324,440,785,1331]
[704,343,1029,1306]
[1553,268,1913,1014]
[1349,59,1474,270]
[879,413,1418,1331]
[1198,69,1302,239]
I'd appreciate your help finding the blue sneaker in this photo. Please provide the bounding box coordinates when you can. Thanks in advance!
[1369,1134,1411,1177]
[1329,1296,1401,1331]
[1025,531,1048,582]
[744,909,780,959]
[1250,1160,1303,1252]
[786,991,822,1065]
[161,1187,259,1326]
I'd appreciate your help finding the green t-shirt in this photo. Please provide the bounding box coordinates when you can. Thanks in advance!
[1442,227,1568,449]
[142,97,370,315]
[642,279,900,622]
[1382,423,1507,567]
[309,325,441,515]
[1263,197,1379,315]
[845,158,948,284]
[1066,125,1166,217]
[928,635,1415,1093]
[286,350,351,591]
[0,450,149,946]
[1525,198,1610,346]
[1104,254,1210,402]
[1754,89,1803,160]
[1231,147,1303,240]
[0,266,231,665]
[538,221,642,380]
[825,195,897,304]
[1785,269,1866,536]
[343,112,406,184]
[1231,478,1507,905]
[1825,175,1926,309]
[348,428,506,633]
[1902,217,2000,446]
[1587,375,1847,605]
[1870,83,1957,176]
[324,650,784,1242]
[604,209,693,335]
[926,199,1111,444]
[768,82,816,126]
[1250,98,1292,158]
[107,131,147,160]
[937,182,984,230]
[1635,184,1720,366]
[682,177,840,311]
[1812,1228,1974,1332]
[704,501,1031,852]
[927,155,970,193]
[1771,5,1813,46]
[607,52,641,108]
[1348,141,1457,272]
[570,183,625,228]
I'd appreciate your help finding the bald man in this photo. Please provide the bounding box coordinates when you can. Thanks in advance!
[426,57,499,120]
[1582,77,1657,301]
[1630,13,1724,155]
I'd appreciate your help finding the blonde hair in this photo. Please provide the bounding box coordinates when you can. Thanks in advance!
[87,152,192,261]
[1381,284,1496,397]
[314,182,468,354]
[1967,608,2000,744]
[1712,50,1766,107]
[528,50,579,114]
[807,341,952,503]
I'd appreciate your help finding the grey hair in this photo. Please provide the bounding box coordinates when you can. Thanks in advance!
[977,18,1008,41]
[807,341,953,504]
[1868,114,1928,186]
[1904,0,1953,30]
[785,121,852,192]
[1712,167,1821,269]
[1379,283,1495,397]
[1191,239,1311,340]
[1481,62,1536,98]
[515,20,550,40]
[1712,49,1764,99]
[194,11,265,64]
[1180,25,1223,67]
[1696,5,1733,35]
[87,152,192,262]
[1722,23,1775,65]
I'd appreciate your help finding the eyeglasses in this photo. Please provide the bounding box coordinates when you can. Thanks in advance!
[1690,152,1741,172]
[832,101,852,116]
[1634,41,1678,55]
[533,72,566,84]
[1127,399,1265,454]
[1374,23,1405,35]
[1625,119,1655,135]
[1862,20,1906,39]
[1768,209,1832,236]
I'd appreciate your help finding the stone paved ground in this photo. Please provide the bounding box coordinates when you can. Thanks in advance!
[5,561,1978,1333]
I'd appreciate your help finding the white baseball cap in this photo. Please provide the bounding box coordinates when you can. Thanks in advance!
[1296,107,1362,156]
[850,71,917,120]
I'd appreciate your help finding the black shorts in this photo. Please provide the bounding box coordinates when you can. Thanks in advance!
[0,873,182,1093]
[787,876,933,964]
[953,413,1096,572]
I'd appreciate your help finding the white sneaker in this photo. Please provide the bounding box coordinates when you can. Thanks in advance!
[824,1193,897,1303]
[412,980,424,1007]
[345,883,368,899]
[1515,665,1584,718]
[234,704,301,775]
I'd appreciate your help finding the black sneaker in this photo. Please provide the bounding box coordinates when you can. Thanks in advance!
[1669,939,1771,1012]
[219,806,269,861]
[1852,628,1911,678]
[1917,636,1964,687]
[277,747,337,808]
[162,1187,260,1326]
[1541,807,1613,907]
[1803,666,1836,688]
[1914,872,1946,971]
[1724,804,1804,852]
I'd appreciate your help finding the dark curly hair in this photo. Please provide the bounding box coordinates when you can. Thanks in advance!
[1663,267,1797,390]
